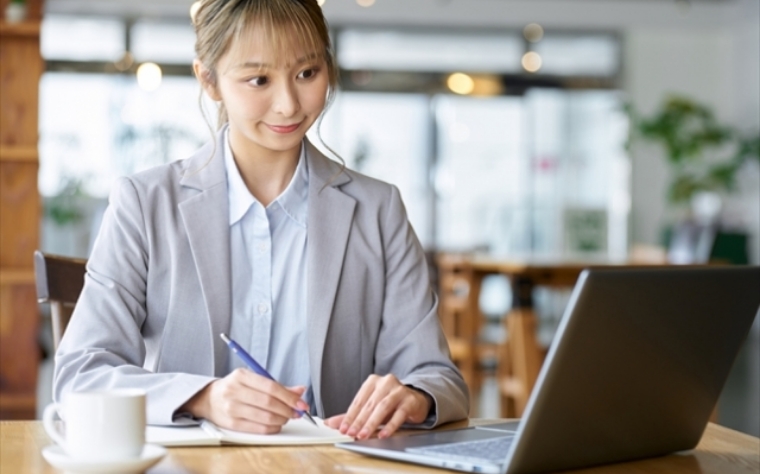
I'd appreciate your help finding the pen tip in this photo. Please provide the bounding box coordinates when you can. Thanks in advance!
[304,412,318,426]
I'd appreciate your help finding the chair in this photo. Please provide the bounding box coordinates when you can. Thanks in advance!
[436,253,500,416]
[33,250,87,351]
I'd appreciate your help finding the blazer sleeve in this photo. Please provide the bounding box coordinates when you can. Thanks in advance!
[52,177,215,426]
[374,185,470,427]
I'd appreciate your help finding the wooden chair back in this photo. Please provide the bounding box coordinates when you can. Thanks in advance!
[33,250,87,351]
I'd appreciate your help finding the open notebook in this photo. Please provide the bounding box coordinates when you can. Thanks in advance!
[147,417,353,447]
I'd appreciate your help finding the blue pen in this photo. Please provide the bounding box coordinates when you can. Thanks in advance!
[220,333,317,426]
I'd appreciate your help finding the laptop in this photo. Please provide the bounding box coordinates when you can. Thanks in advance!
[337,266,760,473]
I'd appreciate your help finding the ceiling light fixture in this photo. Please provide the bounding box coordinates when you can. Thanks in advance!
[521,52,542,73]
[137,62,162,91]
[523,23,544,43]
[447,73,475,95]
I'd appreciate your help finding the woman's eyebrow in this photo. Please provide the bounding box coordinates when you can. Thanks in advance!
[232,61,269,71]
[231,52,321,71]
[296,52,321,63]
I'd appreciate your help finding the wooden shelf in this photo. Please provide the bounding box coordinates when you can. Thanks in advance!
[0,21,40,37]
[0,393,36,419]
[0,146,37,163]
[0,0,42,422]
[0,269,35,285]
[0,393,36,408]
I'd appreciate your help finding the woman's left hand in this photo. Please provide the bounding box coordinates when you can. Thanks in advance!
[324,374,433,440]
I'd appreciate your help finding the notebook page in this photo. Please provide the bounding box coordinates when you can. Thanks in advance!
[147,425,221,447]
[202,417,354,445]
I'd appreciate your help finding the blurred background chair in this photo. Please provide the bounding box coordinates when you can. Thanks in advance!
[33,250,86,351]
[436,253,503,416]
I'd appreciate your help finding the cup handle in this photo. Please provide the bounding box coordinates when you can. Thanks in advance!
[42,403,67,450]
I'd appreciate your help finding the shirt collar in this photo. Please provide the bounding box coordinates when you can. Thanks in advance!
[224,130,308,228]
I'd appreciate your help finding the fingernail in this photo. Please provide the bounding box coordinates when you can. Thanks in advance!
[348,427,358,436]
[378,430,388,439]
[340,422,349,432]
[297,401,309,411]
[358,429,368,438]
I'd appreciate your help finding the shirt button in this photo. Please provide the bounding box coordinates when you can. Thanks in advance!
[257,242,268,254]
[257,303,268,314]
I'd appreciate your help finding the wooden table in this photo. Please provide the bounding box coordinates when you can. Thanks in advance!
[2,419,758,473]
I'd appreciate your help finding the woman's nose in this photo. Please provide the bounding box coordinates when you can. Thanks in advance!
[272,82,300,117]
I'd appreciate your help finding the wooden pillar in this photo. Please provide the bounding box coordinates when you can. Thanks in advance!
[0,0,44,419]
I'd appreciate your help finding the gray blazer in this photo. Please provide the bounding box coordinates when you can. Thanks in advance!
[54,131,469,426]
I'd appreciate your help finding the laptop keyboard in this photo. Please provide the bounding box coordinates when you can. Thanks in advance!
[406,435,515,464]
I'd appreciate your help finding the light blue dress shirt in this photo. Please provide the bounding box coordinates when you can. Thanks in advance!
[223,132,312,407]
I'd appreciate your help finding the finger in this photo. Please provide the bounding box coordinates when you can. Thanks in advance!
[211,382,293,426]
[222,372,302,421]
[286,385,308,412]
[348,375,399,437]
[205,389,290,433]
[227,404,292,430]
[286,385,307,395]
[378,401,412,439]
[324,414,345,429]
[341,375,379,433]
[245,385,307,420]
[354,386,407,440]
[220,415,284,435]
[238,371,310,413]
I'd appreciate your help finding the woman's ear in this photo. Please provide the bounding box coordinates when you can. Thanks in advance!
[193,59,222,102]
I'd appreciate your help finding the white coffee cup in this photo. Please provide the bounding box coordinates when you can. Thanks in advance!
[43,389,146,462]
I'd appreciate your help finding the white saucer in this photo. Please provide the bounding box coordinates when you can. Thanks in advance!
[42,444,167,474]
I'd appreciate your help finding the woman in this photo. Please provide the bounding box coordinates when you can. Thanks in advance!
[54,0,468,440]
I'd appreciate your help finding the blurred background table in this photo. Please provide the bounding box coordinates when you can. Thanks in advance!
[437,254,675,417]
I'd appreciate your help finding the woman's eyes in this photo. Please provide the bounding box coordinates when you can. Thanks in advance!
[245,67,319,86]
[248,76,269,87]
[297,67,319,80]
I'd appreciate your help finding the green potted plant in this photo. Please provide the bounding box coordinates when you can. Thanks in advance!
[626,95,759,263]
[626,95,759,218]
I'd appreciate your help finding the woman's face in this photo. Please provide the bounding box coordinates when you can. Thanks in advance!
[201,27,329,160]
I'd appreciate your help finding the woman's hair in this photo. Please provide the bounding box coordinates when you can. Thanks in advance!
[193,0,338,127]
[190,0,343,179]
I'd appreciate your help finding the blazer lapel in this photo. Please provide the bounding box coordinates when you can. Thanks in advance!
[178,133,232,377]
[305,141,355,412]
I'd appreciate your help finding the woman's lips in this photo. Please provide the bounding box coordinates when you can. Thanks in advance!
[266,122,301,134]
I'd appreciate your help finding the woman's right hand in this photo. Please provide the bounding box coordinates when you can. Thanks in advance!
[181,368,310,434]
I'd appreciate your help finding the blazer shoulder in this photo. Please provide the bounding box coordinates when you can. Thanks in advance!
[108,158,197,221]
[125,139,216,194]
[338,166,398,207]
[127,159,187,191]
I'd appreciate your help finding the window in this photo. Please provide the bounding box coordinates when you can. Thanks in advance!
[338,29,524,73]
[131,20,196,64]
[42,15,125,61]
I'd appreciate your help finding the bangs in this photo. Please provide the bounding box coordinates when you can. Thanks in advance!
[228,1,328,69]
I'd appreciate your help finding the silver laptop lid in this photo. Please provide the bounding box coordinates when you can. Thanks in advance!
[504,266,760,474]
